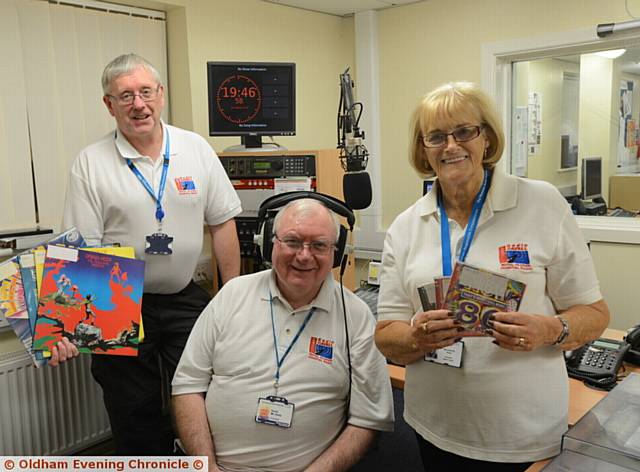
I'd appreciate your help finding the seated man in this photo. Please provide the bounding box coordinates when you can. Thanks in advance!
[172,198,394,472]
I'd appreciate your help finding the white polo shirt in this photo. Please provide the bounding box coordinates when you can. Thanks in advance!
[62,123,241,294]
[172,270,394,472]
[378,169,602,462]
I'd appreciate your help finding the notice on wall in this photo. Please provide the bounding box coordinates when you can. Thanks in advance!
[626,119,637,148]
[618,80,638,170]
[512,107,528,177]
[528,92,542,155]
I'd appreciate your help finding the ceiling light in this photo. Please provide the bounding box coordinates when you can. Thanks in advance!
[594,49,627,59]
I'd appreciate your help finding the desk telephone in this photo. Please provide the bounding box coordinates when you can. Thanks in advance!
[564,325,640,390]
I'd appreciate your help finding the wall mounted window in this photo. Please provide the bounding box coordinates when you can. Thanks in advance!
[508,46,640,207]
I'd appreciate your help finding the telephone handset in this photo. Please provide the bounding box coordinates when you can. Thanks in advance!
[564,338,630,390]
[624,324,640,365]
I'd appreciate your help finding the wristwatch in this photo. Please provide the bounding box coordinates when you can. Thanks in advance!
[553,315,570,345]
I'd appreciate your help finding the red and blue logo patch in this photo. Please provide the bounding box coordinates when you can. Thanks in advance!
[175,176,197,195]
[499,243,532,270]
[308,337,334,364]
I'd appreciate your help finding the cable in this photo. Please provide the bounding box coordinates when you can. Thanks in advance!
[348,102,364,129]
[566,365,619,391]
[336,85,344,148]
[339,258,353,415]
[265,136,282,148]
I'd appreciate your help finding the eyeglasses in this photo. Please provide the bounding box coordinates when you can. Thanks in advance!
[106,85,161,106]
[421,125,484,148]
[274,236,335,255]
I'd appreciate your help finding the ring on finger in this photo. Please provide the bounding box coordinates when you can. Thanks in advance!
[517,337,526,347]
[422,322,429,334]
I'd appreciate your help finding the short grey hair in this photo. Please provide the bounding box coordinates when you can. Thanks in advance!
[272,198,341,243]
[101,53,162,94]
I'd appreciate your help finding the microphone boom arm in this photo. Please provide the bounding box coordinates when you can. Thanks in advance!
[337,68,368,173]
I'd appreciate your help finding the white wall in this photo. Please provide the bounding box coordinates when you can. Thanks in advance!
[590,241,640,330]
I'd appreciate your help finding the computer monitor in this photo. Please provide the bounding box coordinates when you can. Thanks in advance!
[207,62,296,149]
[581,156,602,200]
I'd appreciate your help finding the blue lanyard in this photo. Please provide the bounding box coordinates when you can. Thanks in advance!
[438,169,490,276]
[269,292,316,391]
[125,131,171,224]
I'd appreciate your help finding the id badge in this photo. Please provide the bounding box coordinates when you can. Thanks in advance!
[424,341,464,368]
[255,395,295,428]
[145,232,173,255]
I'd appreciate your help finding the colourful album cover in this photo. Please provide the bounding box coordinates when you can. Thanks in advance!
[34,246,144,356]
[444,262,526,337]
[47,227,86,248]
[80,246,145,342]
[18,252,39,335]
[0,258,46,366]
[34,247,46,296]
[33,227,87,293]
[1,255,49,365]
[0,258,28,319]
[5,317,47,367]
[35,246,135,295]
[0,228,86,366]
[82,246,135,258]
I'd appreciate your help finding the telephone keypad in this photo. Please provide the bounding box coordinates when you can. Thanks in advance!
[582,348,620,373]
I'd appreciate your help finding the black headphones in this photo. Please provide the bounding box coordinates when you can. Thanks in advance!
[254,191,355,269]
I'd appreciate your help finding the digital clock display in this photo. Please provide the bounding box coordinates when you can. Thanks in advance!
[207,62,296,138]
[215,75,261,125]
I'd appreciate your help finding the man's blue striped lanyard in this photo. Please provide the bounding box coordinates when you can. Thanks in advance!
[438,169,491,276]
[125,130,171,229]
[269,292,316,395]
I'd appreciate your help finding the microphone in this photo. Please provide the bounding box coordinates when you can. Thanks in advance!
[338,68,372,210]
[343,172,371,211]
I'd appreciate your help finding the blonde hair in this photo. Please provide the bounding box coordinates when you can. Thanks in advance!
[409,81,504,177]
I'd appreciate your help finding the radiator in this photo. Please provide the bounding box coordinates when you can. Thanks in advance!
[0,350,111,455]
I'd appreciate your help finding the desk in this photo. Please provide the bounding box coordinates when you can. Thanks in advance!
[385,329,638,471]
[606,208,640,217]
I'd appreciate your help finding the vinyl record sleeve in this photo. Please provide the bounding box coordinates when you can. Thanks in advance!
[34,246,144,356]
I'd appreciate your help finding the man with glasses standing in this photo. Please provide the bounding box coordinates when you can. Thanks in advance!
[58,53,242,455]
[172,198,393,472]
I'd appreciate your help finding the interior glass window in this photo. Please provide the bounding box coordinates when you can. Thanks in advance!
[511,48,640,215]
